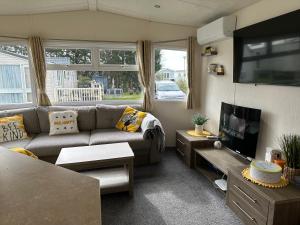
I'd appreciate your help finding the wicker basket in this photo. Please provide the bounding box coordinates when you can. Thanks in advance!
[283,167,300,182]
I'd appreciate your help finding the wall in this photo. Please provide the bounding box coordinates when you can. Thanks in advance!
[0,10,200,146]
[201,0,300,159]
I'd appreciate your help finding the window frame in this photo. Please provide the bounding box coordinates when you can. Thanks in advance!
[152,44,188,102]
[44,40,142,105]
[0,38,37,110]
[44,41,138,71]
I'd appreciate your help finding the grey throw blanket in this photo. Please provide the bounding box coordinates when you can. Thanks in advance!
[141,113,165,161]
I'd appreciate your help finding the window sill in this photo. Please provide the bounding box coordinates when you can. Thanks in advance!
[52,100,143,107]
[153,99,187,103]
[0,103,35,110]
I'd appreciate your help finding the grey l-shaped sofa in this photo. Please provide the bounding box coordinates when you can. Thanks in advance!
[0,105,164,165]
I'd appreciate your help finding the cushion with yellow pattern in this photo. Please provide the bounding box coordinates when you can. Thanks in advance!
[10,147,38,159]
[0,114,28,143]
[49,110,79,136]
[116,106,147,132]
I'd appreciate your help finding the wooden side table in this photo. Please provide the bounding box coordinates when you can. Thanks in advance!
[175,130,213,168]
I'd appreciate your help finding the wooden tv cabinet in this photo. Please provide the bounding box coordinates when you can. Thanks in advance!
[193,147,249,181]
[193,147,300,225]
[227,167,300,225]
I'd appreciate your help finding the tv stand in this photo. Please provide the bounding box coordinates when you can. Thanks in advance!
[193,147,249,184]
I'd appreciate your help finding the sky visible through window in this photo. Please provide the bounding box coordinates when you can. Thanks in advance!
[160,49,187,71]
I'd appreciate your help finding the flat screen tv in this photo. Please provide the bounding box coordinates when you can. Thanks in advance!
[219,102,261,158]
[234,10,300,86]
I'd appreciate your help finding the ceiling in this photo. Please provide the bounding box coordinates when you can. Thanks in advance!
[0,0,261,26]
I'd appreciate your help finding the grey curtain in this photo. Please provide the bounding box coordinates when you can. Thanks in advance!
[187,36,196,109]
[29,36,51,106]
[137,40,152,112]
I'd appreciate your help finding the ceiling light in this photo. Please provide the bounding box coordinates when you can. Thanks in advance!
[154,4,160,8]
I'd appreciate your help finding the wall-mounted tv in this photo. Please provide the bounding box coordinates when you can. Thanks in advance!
[234,10,300,86]
[219,102,261,159]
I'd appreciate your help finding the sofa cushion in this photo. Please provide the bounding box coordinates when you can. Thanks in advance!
[96,104,142,129]
[0,146,7,151]
[90,128,150,155]
[26,132,90,157]
[0,108,40,134]
[37,106,96,133]
[0,135,35,149]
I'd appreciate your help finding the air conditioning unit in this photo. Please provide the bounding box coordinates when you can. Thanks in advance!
[197,15,236,45]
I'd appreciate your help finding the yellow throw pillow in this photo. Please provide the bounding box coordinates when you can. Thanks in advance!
[0,114,28,143]
[10,147,38,159]
[116,106,147,132]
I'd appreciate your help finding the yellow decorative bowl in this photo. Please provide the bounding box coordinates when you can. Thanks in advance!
[186,130,211,137]
[242,168,289,189]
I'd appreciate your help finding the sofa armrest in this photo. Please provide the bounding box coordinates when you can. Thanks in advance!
[141,113,163,136]
[140,113,165,163]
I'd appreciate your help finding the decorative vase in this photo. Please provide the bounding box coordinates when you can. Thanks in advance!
[195,124,203,134]
[283,167,300,182]
[274,159,286,170]
[214,141,222,149]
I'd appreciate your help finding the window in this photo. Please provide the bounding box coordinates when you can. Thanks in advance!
[100,49,136,65]
[44,42,142,104]
[45,48,92,65]
[0,43,33,104]
[154,48,187,100]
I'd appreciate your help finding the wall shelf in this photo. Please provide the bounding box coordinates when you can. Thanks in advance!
[201,52,218,57]
[202,46,218,57]
[208,64,225,76]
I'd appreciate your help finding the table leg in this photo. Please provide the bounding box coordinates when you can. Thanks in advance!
[128,159,134,196]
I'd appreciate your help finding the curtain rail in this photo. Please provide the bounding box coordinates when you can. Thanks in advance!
[0,35,28,40]
[0,35,187,44]
[152,38,187,44]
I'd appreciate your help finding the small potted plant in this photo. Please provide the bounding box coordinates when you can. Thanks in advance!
[279,134,300,182]
[192,113,209,134]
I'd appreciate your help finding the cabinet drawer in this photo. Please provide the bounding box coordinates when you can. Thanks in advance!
[175,133,192,166]
[227,191,267,225]
[176,137,186,157]
[228,171,269,217]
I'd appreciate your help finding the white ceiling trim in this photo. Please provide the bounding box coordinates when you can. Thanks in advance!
[0,0,262,27]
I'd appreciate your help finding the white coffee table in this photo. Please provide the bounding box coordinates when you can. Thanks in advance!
[56,142,134,195]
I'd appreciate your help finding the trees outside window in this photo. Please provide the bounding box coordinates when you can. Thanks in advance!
[45,43,142,103]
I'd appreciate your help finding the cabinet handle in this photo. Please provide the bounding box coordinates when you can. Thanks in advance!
[177,139,185,146]
[234,185,257,204]
[176,148,185,156]
[232,200,257,223]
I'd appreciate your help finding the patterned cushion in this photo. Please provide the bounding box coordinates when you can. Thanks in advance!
[37,106,96,132]
[49,111,79,136]
[10,147,38,159]
[0,114,28,143]
[96,104,142,129]
[116,106,147,132]
[0,108,40,134]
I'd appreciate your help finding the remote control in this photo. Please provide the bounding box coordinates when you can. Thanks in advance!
[207,135,219,139]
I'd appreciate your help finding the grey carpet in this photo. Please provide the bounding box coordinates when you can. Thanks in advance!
[101,149,243,225]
